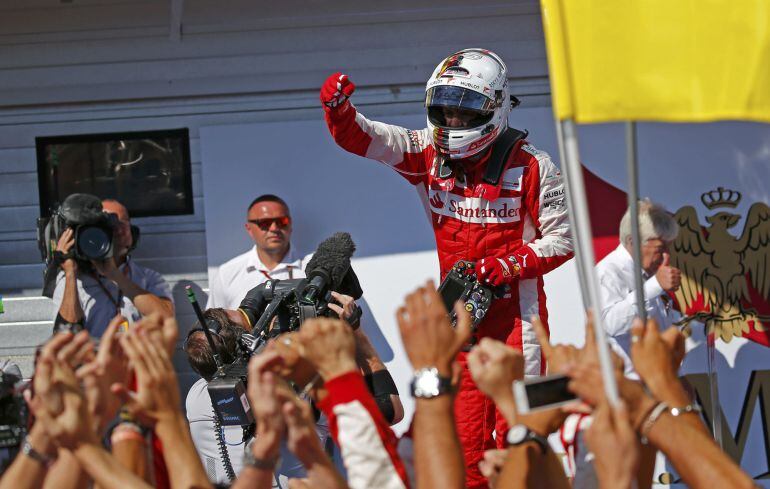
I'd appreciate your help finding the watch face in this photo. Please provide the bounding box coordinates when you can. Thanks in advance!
[415,371,441,397]
[507,425,529,445]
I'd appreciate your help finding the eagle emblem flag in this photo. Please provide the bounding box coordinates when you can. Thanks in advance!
[672,187,770,343]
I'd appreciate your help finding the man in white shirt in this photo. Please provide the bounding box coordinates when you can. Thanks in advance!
[207,194,311,310]
[596,199,682,374]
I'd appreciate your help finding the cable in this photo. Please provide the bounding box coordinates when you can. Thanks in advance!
[212,411,236,482]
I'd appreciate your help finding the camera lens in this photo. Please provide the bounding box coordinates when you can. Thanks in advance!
[77,226,112,260]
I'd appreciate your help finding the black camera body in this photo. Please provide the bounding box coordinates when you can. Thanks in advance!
[0,370,26,451]
[36,193,140,297]
[37,193,117,264]
[207,278,337,427]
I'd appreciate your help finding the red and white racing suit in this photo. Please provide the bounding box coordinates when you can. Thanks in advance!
[324,103,573,488]
[317,371,409,489]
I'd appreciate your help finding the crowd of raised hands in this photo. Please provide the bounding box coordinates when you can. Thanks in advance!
[388,281,757,489]
[0,280,760,489]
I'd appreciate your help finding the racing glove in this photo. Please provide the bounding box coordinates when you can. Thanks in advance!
[320,72,356,110]
[477,255,522,287]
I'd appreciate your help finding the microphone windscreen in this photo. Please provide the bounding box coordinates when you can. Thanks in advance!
[305,232,357,288]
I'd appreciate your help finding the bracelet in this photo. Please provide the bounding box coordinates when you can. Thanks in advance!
[111,429,146,445]
[640,401,669,444]
[22,436,56,468]
[670,402,702,417]
[243,440,280,471]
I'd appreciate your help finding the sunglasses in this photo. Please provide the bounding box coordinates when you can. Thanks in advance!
[248,216,291,230]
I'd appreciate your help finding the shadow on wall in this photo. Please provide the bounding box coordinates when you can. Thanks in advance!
[357,296,393,362]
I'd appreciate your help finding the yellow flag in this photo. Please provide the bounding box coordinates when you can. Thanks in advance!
[540,0,770,123]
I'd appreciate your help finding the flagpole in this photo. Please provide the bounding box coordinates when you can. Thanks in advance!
[625,122,647,322]
[559,119,619,404]
[555,121,589,309]
[706,332,724,448]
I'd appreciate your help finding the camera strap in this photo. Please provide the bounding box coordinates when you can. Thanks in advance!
[92,264,130,316]
[94,277,123,316]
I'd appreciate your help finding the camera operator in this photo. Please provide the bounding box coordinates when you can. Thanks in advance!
[207,194,311,310]
[52,198,174,337]
[184,307,330,487]
[184,297,402,486]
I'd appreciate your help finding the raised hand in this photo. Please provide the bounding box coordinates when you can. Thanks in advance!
[296,318,357,380]
[396,280,471,376]
[112,331,181,427]
[467,338,524,404]
[584,400,639,489]
[131,312,179,356]
[655,253,681,292]
[55,228,77,273]
[77,315,129,432]
[320,73,356,109]
[30,340,99,450]
[327,291,362,327]
[532,315,581,374]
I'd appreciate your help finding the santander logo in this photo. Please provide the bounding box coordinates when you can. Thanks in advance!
[428,189,521,224]
[429,193,445,209]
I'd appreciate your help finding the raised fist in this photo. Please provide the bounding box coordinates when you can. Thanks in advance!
[655,253,681,292]
[320,72,355,109]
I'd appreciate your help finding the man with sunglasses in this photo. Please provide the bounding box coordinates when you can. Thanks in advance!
[321,49,574,488]
[207,194,312,310]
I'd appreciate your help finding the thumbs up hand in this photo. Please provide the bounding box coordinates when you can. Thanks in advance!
[655,252,681,292]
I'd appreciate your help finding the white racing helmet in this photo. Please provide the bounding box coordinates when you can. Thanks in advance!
[425,49,516,160]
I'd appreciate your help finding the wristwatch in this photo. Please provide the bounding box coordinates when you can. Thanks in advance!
[410,367,452,399]
[243,439,281,471]
[505,424,549,454]
[22,437,56,468]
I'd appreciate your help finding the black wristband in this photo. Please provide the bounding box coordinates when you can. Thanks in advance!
[346,304,362,330]
[364,370,399,397]
[374,394,396,424]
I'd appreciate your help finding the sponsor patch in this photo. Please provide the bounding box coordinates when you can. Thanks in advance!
[407,129,424,149]
[501,167,524,190]
[428,189,521,224]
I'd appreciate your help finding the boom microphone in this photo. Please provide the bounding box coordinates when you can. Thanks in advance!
[303,232,360,302]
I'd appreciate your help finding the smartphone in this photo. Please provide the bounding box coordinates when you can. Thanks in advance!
[513,374,577,414]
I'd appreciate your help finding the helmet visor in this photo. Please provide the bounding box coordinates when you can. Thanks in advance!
[425,85,496,112]
[426,86,495,128]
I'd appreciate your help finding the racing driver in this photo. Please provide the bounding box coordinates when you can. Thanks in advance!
[320,48,573,488]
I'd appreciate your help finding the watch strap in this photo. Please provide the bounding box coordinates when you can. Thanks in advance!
[409,367,452,398]
[22,437,56,468]
[243,443,280,471]
[505,426,549,454]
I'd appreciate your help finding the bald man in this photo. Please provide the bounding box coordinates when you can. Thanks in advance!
[53,198,174,337]
[207,194,312,310]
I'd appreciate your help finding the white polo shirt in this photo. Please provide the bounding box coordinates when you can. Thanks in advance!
[207,246,312,310]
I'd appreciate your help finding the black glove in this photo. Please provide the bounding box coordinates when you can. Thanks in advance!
[238,283,268,328]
